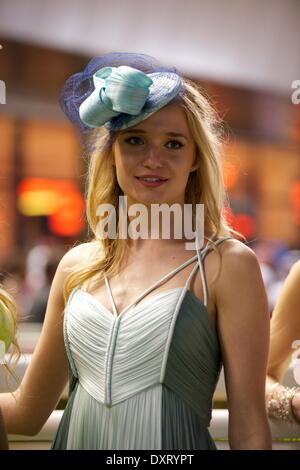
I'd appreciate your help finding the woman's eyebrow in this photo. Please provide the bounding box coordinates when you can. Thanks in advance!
[121,129,188,139]
[120,129,146,135]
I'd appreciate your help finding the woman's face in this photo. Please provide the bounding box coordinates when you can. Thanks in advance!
[112,103,199,207]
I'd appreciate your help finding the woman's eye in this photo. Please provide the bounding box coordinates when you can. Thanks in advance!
[124,137,144,145]
[166,140,183,149]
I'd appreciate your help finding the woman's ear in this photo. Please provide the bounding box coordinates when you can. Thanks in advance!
[111,146,116,167]
[190,149,200,172]
[190,161,200,172]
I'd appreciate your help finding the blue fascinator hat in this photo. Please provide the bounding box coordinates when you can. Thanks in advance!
[60,52,183,133]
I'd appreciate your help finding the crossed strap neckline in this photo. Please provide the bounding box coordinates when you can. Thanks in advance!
[102,240,224,318]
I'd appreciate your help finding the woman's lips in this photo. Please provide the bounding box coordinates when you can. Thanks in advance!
[135,176,168,187]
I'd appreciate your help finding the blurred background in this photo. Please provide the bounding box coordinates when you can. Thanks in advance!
[0,0,299,330]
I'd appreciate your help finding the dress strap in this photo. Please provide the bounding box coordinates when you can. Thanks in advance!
[184,236,233,308]
[201,236,232,260]
[183,251,208,306]
[104,275,118,317]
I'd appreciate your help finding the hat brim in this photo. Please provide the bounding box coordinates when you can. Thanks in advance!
[105,72,183,131]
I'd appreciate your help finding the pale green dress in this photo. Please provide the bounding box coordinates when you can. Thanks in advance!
[52,239,228,450]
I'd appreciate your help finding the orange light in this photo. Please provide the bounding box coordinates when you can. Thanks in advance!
[48,191,85,236]
[223,207,256,238]
[290,180,300,207]
[233,214,256,238]
[17,178,85,236]
[17,190,60,216]
[222,161,239,190]
[17,178,78,199]
[289,180,300,225]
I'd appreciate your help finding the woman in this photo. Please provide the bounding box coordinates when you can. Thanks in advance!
[0,287,19,450]
[266,260,300,423]
[0,52,271,450]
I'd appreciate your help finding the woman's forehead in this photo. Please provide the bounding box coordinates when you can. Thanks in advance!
[123,103,192,137]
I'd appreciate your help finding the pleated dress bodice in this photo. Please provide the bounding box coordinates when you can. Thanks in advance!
[52,240,227,450]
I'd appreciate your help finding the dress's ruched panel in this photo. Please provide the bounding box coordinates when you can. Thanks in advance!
[66,382,163,450]
[111,290,180,404]
[65,288,112,403]
[65,288,182,406]
[161,386,217,450]
[163,291,222,426]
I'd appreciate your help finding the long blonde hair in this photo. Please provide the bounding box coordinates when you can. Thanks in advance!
[0,287,20,381]
[64,78,233,302]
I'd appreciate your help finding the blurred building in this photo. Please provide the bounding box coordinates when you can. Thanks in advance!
[0,0,299,267]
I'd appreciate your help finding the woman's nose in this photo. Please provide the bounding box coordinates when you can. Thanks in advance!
[143,145,163,167]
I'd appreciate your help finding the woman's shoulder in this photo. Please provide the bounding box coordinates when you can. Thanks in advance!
[59,241,101,271]
[288,259,300,279]
[213,238,268,320]
[216,237,257,261]
[278,259,300,303]
[214,238,261,284]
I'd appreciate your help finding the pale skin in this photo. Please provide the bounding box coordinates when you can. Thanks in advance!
[0,103,271,449]
[266,260,300,423]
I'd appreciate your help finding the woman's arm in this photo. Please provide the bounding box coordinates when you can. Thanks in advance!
[0,407,9,450]
[266,261,300,422]
[0,244,87,436]
[215,240,272,449]
[267,261,300,382]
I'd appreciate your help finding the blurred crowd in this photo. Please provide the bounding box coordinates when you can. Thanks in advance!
[0,238,68,323]
[254,239,300,313]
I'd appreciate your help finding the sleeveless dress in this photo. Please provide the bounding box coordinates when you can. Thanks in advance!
[52,239,228,450]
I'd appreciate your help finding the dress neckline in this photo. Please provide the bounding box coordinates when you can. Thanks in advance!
[103,252,199,317]
[75,237,231,320]
[75,286,217,332]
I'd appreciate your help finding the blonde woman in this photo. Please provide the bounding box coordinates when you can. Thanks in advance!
[0,53,271,450]
[0,287,19,450]
[266,260,300,424]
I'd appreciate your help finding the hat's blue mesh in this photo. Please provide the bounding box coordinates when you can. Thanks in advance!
[60,52,182,134]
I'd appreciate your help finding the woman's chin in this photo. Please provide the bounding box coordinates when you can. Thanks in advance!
[123,187,182,207]
[128,194,172,207]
